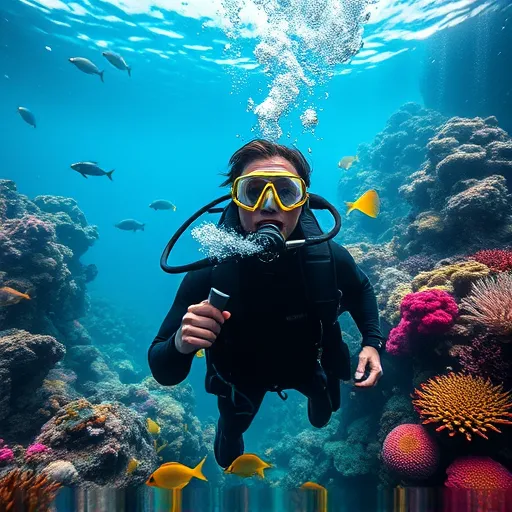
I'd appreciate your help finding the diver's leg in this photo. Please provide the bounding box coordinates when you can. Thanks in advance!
[214,388,266,468]
[294,363,332,428]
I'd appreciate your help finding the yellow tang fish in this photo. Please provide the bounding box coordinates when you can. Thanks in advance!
[195,349,205,358]
[126,458,139,474]
[224,453,272,478]
[146,417,161,435]
[300,481,326,491]
[338,155,359,170]
[146,457,207,490]
[345,189,380,218]
[0,287,31,306]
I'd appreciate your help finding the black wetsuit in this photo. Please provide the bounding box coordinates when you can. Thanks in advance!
[148,239,384,467]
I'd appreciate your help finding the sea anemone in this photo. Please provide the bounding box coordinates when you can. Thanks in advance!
[460,272,512,337]
[412,372,512,441]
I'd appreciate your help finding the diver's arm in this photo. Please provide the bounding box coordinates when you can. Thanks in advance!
[148,269,211,386]
[333,244,385,352]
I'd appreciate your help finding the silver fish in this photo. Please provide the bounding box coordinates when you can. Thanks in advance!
[69,57,104,82]
[18,107,36,128]
[71,162,114,180]
[102,51,131,77]
[149,200,176,211]
[115,219,145,232]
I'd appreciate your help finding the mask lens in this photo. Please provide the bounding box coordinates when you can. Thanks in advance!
[273,177,304,207]
[237,178,267,207]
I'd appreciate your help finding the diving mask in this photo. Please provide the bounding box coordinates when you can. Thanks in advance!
[231,170,308,212]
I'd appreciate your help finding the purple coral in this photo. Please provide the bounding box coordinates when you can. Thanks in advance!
[25,443,50,459]
[0,440,14,464]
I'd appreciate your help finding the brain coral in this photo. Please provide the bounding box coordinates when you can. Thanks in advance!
[381,424,439,480]
[445,456,512,490]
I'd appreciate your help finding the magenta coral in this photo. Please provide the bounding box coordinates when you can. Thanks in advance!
[386,290,459,356]
[382,424,439,480]
[445,456,512,490]
[470,249,512,272]
[25,443,50,459]
[0,447,14,464]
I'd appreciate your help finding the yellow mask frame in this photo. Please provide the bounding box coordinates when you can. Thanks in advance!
[231,170,309,212]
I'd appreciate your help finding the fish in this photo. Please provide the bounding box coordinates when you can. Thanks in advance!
[149,200,177,211]
[146,417,160,435]
[224,453,272,478]
[338,155,359,170]
[0,287,31,306]
[307,147,312,154]
[115,219,145,232]
[102,51,131,77]
[126,458,139,474]
[69,57,104,82]
[17,107,36,128]
[71,162,114,180]
[145,457,207,490]
[183,423,188,432]
[300,481,326,491]
[195,349,205,358]
[345,189,380,218]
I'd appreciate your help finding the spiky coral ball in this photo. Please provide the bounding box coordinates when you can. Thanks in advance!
[470,249,512,273]
[412,373,512,441]
[445,456,512,490]
[382,424,439,480]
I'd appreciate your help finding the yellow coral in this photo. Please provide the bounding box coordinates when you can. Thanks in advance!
[383,283,413,325]
[412,372,512,442]
[43,379,66,393]
[412,261,490,295]
[414,213,444,235]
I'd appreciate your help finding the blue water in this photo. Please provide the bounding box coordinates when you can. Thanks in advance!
[0,0,510,509]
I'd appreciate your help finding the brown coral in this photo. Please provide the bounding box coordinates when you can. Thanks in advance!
[459,272,512,338]
[412,372,512,441]
[0,468,62,512]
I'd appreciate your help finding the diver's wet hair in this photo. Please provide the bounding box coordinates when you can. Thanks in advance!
[220,139,312,188]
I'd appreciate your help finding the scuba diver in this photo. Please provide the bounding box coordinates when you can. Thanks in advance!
[148,139,385,469]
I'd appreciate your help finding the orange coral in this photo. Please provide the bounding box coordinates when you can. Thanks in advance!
[0,469,62,512]
[412,372,512,441]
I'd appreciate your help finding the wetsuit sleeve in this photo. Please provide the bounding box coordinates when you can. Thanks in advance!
[332,243,385,352]
[148,268,211,386]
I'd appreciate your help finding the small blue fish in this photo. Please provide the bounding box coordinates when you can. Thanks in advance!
[69,57,104,82]
[71,162,114,180]
[18,107,36,128]
[149,200,176,211]
[115,219,145,232]
[102,51,131,77]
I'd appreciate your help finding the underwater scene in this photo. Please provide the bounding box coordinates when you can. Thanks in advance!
[1,0,512,510]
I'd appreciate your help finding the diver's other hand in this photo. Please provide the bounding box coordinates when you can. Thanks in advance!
[175,300,231,355]
[353,346,383,388]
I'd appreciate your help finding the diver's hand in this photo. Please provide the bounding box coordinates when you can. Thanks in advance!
[353,346,383,388]
[175,300,231,355]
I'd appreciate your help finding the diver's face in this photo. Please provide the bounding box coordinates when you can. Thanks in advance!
[237,157,303,240]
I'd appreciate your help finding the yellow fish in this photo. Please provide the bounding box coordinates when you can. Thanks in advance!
[195,349,205,358]
[300,481,326,491]
[145,457,207,490]
[126,458,139,474]
[345,189,380,218]
[224,453,272,478]
[183,423,188,432]
[338,155,358,170]
[0,287,31,306]
[147,417,161,435]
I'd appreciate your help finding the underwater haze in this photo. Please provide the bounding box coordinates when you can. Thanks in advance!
[1,0,512,510]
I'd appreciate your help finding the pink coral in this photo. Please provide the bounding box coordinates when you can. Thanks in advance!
[0,445,14,464]
[470,249,512,272]
[25,443,50,459]
[445,456,512,490]
[386,290,459,356]
[382,424,439,480]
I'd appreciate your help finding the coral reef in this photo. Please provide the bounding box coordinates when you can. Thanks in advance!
[445,456,512,490]
[412,373,512,441]
[395,116,512,256]
[469,248,512,272]
[386,290,458,356]
[0,468,62,512]
[381,424,439,480]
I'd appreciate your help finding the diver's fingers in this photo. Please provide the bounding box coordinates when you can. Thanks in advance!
[181,336,213,350]
[181,323,217,343]
[183,313,221,336]
[354,368,382,388]
[188,302,225,325]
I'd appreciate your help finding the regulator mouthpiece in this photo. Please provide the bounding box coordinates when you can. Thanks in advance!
[255,223,285,261]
